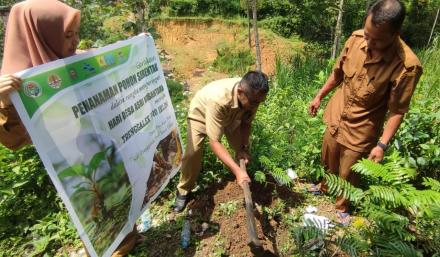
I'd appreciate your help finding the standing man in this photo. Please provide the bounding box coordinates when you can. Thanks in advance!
[173,71,269,212]
[309,0,422,224]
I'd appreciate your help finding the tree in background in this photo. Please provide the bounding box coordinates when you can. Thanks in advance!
[123,0,150,34]
[401,0,440,47]
[251,0,261,71]
[428,6,439,46]
[332,0,345,59]
[53,0,439,51]
[241,0,252,48]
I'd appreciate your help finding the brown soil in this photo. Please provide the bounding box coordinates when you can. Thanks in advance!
[152,18,303,91]
[188,181,276,256]
[172,176,305,257]
[136,178,346,257]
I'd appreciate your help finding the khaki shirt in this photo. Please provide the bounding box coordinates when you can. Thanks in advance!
[324,29,423,153]
[188,78,256,141]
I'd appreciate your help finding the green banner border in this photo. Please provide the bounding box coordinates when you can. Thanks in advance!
[19,45,132,119]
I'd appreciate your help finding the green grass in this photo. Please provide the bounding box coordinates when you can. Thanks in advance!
[212,45,254,75]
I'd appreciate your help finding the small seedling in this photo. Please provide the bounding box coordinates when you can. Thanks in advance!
[219,200,239,217]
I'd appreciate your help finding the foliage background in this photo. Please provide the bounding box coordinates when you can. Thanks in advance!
[1,0,440,61]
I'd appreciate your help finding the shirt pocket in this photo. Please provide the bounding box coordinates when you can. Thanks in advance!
[342,61,356,82]
[353,74,376,106]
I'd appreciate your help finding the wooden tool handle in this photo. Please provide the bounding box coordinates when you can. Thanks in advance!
[239,160,261,247]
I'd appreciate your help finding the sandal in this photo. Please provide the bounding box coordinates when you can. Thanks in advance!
[336,210,351,227]
[307,184,322,195]
[173,192,189,213]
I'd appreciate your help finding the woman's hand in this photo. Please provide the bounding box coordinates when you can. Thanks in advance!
[0,74,22,106]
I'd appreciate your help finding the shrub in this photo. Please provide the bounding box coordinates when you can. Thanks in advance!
[394,37,440,180]
[212,45,254,76]
[169,0,197,16]
[260,16,298,38]
[324,154,440,256]
[251,56,330,183]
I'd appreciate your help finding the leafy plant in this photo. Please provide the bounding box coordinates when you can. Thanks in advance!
[262,199,285,221]
[251,56,329,187]
[212,45,254,75]
[58,146,114,220]
[290,223,367,257]
[219,200,239,216]
[324,153,440,256]
[0,146,61,238]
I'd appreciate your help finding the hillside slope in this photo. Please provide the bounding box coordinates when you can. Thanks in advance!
[152,18,304,91]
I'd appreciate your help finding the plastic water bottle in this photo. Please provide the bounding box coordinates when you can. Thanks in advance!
[137,209,152,233]
[180,219,191,248]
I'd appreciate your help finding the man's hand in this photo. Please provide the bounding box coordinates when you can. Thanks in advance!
[0,74,22,106]
[236,169,251,188]
[309,96,321,117]
[236,150,251,165]
[368,146,384,163]
[209,139,252,188]
[308,71,342,117]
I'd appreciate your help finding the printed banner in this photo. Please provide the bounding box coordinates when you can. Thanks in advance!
[11,34,183,257]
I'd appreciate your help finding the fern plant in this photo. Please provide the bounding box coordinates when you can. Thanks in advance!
[323,152,440,256]
[290,222,368,257]
[258,155,292,186]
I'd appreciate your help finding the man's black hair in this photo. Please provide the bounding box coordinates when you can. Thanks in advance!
[367,0,406,33]
[241,71,269,94]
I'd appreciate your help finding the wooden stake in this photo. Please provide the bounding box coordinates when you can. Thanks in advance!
[239,159,261,247]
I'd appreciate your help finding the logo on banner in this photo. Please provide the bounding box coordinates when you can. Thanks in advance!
[23,81,42,98]
[69,68,78,80]
[47,74,62,89]
[98,54,116,68]
[117,51,126,62]
[83,63,96,73]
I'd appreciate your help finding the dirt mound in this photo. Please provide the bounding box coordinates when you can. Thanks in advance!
[152,18,303,91]
[177,176,303,257]
[189,180,276,256]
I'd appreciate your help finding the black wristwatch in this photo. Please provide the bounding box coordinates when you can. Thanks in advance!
[377,141,388,151]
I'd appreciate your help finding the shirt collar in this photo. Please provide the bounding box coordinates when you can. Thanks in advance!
[359,37,398,63]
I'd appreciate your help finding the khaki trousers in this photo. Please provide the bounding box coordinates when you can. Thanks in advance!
[321,129,366,212]
[177,119,242,195]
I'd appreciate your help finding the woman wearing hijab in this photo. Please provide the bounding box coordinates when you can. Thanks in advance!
[0,0,80,149]
[0,0,140,256]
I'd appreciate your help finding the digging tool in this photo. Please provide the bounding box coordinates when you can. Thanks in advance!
[239,159,262,248]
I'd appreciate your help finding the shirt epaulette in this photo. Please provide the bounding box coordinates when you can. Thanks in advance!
[397,39,422,69]
[351,30,364,37]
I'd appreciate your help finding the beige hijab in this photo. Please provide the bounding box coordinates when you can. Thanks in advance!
[0,0,80,150]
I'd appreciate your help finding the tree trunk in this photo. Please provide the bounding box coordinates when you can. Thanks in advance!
[252,0,262,71]
[427,7,440,46]
[247,0,252,48]
[366,0,371,12]
[135,2,148,33]
[145,2,150,29]
[332,0,344,59]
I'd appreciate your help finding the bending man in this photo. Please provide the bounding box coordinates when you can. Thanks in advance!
[173,71,269,212]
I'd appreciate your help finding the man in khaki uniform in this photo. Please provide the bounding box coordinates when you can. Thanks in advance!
[309,0,422,224]
[173,71,269,212]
